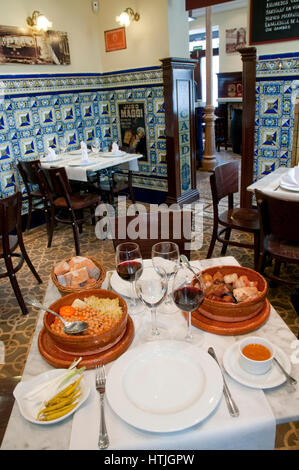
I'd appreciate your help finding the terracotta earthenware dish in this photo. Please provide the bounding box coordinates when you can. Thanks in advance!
[193,266,268,323]
[43,289,128,356]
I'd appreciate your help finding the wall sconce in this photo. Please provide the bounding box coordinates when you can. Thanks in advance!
[26,11,53,31]
[116,7,140,27]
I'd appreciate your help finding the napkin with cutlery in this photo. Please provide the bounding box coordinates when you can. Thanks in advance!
[80,141,90,163]
[280,165,299,188]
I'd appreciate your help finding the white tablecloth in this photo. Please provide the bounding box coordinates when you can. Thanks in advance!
[69,258,276,450]
[247,167,299,201]
[41,152,141,182]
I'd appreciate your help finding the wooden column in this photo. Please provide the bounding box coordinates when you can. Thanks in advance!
[201,6,217,171]
[161,57,199,206]
[238,46,257,208]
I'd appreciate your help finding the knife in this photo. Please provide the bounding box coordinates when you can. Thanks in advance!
[208,347,239,418]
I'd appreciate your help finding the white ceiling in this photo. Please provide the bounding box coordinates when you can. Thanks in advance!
[191,0,248,18]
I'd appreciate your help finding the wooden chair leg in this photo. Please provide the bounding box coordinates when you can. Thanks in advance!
[26,196,33,232]
[18,236,42,284]
[207,223,218,259]
[220,228,232,255]
[253,232,260,271]
[47,207,55,248]
[72,222,81,256]
[4,256,28,315]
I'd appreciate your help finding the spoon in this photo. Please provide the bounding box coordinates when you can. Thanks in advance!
[273,357,297,388]
[180,255,204,287]
[26,297,88,335]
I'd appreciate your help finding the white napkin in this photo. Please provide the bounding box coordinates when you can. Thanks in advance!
[280,165,299,187]
[44,147,56,161]
[111,142,123,156]
[80,141,89,163]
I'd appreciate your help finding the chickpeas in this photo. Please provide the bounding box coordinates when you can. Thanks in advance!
[50,305,121,336]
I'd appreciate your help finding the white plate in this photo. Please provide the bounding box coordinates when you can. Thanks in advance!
[223,340,291,389]
[13,369,90,425]
[280,182,299,192]
[98,151,126,158]
[69,149,91,155]
[42,158,63,163]
[106,340,223,433]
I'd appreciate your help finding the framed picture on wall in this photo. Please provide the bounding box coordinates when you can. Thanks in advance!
[104,27,126,52]
[225,27,247,53]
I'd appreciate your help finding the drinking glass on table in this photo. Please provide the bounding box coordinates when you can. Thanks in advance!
[135,265,168,341]
[115,242,144,315]
[172,265,205,345]
[91,137,101,154]
[59,136,68,158]
[151,242,180,314]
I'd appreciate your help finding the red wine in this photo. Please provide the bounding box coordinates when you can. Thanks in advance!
[173,286,204,312]
[117,261,142,282]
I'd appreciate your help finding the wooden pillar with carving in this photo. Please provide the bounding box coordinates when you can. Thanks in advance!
[238,46,257,208]
[161,57,199,205]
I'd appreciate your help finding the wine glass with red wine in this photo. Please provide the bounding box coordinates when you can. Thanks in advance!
[115,242,144,315]
[172,265,205,344]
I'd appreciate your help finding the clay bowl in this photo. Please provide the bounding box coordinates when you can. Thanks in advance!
[193,266,268,323]
[43,289,128,356]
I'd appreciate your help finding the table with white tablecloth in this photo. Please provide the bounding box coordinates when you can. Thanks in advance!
[2,256,299,451]
[247,167,299,201]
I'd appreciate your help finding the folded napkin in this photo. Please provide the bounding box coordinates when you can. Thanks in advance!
[44,147,56,161]
[111,142,123,156]
[280,165,299,187]
[80,141,89,163]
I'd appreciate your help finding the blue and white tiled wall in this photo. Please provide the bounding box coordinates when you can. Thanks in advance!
[254,52,299,181]
[0,67,167,200]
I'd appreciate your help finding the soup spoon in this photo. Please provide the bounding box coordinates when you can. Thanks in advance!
[26,297,88,335]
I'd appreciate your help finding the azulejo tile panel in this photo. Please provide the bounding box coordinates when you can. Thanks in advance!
[254,52,299,182]
[0,67,167,200]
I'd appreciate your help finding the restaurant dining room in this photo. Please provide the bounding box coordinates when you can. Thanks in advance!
[0,0,299,455]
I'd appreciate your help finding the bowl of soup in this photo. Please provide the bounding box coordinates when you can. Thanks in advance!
[239,336,274,375]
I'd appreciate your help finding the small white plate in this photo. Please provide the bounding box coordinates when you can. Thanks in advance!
[69,149,91,156]
[98,151,126,158]
[106,340,223,433]
[223,340,291,389]
[13,369,90,425]
[68,161,95,167]
[280,182,299,192]
[42,158,63,163]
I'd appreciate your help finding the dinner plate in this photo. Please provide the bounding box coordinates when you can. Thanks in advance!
[98,151,126,158]
[280,182,299,192]
[13,369,90,425]
[69,149,91,155]
[68,161,96,167]
[42,157,63,163]
[106,340,223,433]
[223,340,291,389]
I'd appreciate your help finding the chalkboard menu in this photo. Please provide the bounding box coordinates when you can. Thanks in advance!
[250,0,299,44]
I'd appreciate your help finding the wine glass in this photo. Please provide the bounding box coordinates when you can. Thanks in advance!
[135,265,168,341]
[115,242,144,315]
[91,137,101,154]
[172,265,205,344]
[59,136,68,158]
[151,242,180,314]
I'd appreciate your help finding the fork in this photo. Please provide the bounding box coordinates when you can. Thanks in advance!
[95,364,110,449]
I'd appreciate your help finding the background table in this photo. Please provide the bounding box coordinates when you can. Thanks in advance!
[247,167,299,201]
[2,256,299,450]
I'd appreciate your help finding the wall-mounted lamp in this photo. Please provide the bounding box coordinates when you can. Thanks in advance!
[26,11,53,31]
[116,7,140,27]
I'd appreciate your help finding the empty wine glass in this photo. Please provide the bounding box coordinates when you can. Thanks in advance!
[151,242,180,314]
[172,265,205,344]
[115,242,144,315]
[92,137,101,154]
[59,136,68,157]
[135,265,168,341]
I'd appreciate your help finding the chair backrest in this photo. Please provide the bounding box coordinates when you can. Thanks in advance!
[109,211,193,259]
[210,161,239,204]
[255,189,299,243]
[17,160,41,189]
[0,192,22,243]
[41,167,72,200]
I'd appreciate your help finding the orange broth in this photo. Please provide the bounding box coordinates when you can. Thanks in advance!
[242,343,271,361]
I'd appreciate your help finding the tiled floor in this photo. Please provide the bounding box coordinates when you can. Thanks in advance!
[0,149,299,449]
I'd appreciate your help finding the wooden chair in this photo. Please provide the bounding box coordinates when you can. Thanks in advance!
[17,160,48,231]
[0,192,42,314]
[207,162,260,269]
[99,169,135,206]
[109,210,193,259]
[255,189,299,285]
[40,167,101,255]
